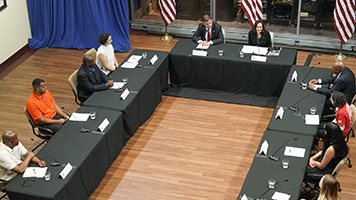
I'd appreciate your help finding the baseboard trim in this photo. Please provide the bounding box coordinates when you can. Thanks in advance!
[0,44,37,80]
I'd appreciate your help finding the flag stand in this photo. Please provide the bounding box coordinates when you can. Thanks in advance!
[333,42,346,61]
[161,25,172,42]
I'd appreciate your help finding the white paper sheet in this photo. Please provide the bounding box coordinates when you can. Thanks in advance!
[291,71,298,82]
[284,146,306,158]
[23,167,48,178]
[121,62,137,69]
[272,191,291,200]
[196,43,210,49]
[241,45,269,55]
[127,55,142,63]
[109,82,125,90]
[98,118,110,132]
[305,114,320,125]
[259,140,269,155]
[241,194,248,200]
[120,88,130,100]
[69,113,90,121]
[59,163,73,179]
[275,107,284,119]
[149,54,158,65]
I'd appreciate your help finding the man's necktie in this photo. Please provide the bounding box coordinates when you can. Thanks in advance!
[207,29,211,41]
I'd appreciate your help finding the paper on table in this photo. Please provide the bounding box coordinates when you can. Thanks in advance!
[272,191,291,200]
[121,62,137,69]
[284,146,306,158]
[291,71,298,82]
[98,118,110,132]
[259,140,269,155]
[241,194,248,200]
[109,82,125,90]
[275,106,284,119]
[305,114,319,125]
[314,84,322,89]
[196,43,210,49]
[192,50,208,57]
[127,55,142,63]
[251,55,267,62]
[23,167,47,178]
[69,113,90,121]
[241,45,269,55]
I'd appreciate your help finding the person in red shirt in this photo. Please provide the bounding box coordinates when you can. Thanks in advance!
[26,78,69,134]
[317,91,352,140]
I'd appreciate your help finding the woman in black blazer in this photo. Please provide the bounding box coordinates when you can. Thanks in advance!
[248,20,272,47]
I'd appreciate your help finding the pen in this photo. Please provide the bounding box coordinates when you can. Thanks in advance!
[238,47,242,51]
[33,169,36,175]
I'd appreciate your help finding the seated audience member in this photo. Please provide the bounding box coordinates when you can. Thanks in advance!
[308,61,355,107]
[311,174,340,200]
[0,130,46,181]
[305,122,348,183]
[26,78,69,134]
[248,20,272,47]
[77,54,113,103]
[96,32,119,75]
[192,15,224,46]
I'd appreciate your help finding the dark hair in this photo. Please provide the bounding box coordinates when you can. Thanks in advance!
[331,91,347,108]
[32,78,45,87]
[253,20,266,36]
[98,32,111,45]
[202,15,212,22]
[322,122,348,161]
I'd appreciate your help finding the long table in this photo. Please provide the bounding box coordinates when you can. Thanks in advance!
[268,65,332,135]
[169,39,297,97]
[5,49,168,200]
[238,130,314,200]
[6,107,125,200]
[84,49,168,140]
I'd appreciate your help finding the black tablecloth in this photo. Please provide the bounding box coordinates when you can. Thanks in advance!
[169,39,297,97]
[6,107,125,200]
[83,49,167,140]
[268,65,332,135]
[238,130,314,200]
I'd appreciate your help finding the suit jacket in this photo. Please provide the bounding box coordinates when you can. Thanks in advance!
[248,30,272,47]
[77,64,111,102]
[317,67,356,104]
[192,22,224,45]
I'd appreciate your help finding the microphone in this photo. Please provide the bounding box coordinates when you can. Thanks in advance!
[268,140,289,162]
[289,93,310,111]
[301,62,321,84]
[31,138,60,166]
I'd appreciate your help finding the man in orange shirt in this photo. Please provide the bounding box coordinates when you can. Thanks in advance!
[26,78,69,134]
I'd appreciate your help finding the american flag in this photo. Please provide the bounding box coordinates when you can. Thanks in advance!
[333,0,355,44]
[241,0,263,28]
[159,0,176,26]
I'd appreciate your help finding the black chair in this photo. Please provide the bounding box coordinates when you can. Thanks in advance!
[0,178,9,199]
[23,108,53,151]
[302,155,348,197]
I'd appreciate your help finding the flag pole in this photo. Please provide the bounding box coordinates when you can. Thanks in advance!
[161,25,172,42]
[334,42,346,61]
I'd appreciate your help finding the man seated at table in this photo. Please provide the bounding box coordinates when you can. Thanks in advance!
[308,61,355,108]
[0,130,46,182]
[26,78,69,134]
[77,54,113,103]
[192,15,224,46]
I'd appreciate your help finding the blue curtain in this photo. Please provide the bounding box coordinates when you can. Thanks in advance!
[27,0,131,52]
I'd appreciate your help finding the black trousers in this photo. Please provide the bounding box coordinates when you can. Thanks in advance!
[39,114,64,134]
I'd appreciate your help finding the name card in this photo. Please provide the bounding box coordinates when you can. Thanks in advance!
[120,88,130,100]
[192,50,207,57]
[251,55,267,62]
[149,54,158,65]
[98,118,110,132]
[59,163,73,179]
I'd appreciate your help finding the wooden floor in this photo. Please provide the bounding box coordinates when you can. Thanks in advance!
[0,30,356,199]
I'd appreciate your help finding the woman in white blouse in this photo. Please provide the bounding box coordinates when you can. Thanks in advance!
[96,32,119,75]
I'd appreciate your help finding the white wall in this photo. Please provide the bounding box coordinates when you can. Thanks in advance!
[0,0,31,64]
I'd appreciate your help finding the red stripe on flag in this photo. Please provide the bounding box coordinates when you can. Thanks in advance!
[333,0,355,44]
[241,0,263,28]
[159,0,176,26]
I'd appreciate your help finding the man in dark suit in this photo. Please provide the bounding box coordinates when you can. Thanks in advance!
[192,15,224,46]
[308,61,355,106]
[77,54,113,103]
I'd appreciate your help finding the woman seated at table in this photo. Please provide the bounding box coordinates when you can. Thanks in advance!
[305,122,348,183]
[248,20,272,47]
[96,32,119,75]
[311,174,341,200]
